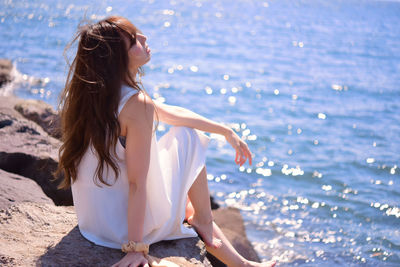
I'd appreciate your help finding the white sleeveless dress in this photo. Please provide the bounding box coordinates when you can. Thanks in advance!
[71,85,210,249]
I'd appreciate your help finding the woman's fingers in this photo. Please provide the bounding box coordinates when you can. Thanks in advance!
[243,144,252,166]
[230,137,252,166]
[111,253,148,267]
[235,150,240,164]
[238,142,252,166]
[236,150,245,166]
[238,148,245,166]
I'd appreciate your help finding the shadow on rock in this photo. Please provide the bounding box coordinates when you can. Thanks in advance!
[38,226,208,267]
[38,226,125,267]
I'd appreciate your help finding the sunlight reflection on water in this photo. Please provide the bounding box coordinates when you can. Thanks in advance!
[1,0,400,265]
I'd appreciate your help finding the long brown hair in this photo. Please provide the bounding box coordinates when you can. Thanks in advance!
[55,16,152,189]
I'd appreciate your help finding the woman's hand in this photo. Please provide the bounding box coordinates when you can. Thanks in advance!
[224,128,252,166]
[111,251,149,267]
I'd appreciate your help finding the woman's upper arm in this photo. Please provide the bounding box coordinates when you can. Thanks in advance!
[153,101,180,125]
[121,92,154,186]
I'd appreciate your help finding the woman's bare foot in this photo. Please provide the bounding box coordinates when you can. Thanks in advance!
[244,259,276,267]
[187,215,222,249]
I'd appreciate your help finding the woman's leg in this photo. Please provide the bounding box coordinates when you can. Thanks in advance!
[206,222,276,267]
[187,166,222,248]
[187,166,276,267]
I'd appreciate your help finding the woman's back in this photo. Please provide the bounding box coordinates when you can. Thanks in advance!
[71,85,210,249]
[72,85,140,248]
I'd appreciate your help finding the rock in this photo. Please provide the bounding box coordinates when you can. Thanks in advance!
[148,238,211,266]
[0,169,53,210]
[210,195,220,210]
[0,95,72,206]
[0,202,211,267]
[0,59,12,87]
[14,99,61,139]
[208,207,261,266]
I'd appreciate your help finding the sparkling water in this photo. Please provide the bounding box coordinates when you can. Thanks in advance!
[1,0,399,265]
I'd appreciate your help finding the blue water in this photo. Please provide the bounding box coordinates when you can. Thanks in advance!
[1,0,399,265]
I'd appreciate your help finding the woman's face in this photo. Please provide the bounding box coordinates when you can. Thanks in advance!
[126,32,151,72]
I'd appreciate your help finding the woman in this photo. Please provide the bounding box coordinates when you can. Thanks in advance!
[56,15,275,267]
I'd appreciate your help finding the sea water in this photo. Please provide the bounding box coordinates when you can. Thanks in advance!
[0,0,399,265]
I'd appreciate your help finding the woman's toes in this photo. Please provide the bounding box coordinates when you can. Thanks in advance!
[261,260,276,267]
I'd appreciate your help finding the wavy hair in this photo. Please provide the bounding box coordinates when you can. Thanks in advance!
[55,16,154,189]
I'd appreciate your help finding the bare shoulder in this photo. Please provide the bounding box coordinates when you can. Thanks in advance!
[119,91,154,134]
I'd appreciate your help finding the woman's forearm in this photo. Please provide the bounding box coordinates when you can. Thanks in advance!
[127,183,147,242]
[155,103,232,136]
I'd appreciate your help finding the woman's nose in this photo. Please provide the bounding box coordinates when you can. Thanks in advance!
[137,33,147,42]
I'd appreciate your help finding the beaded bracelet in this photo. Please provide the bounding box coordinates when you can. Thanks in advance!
[121,241,149,255]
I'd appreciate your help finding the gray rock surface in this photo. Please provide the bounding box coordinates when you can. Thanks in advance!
[14,98,61,138]
[0,202,211,267]
[0,95,72,206]
[0,169,53,210]
[0,59,12,87]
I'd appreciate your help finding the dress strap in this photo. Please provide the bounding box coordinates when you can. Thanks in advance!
[118,85,139,115]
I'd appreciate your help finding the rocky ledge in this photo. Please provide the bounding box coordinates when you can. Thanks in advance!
[0,88,261,266]
[0,59,12,88]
